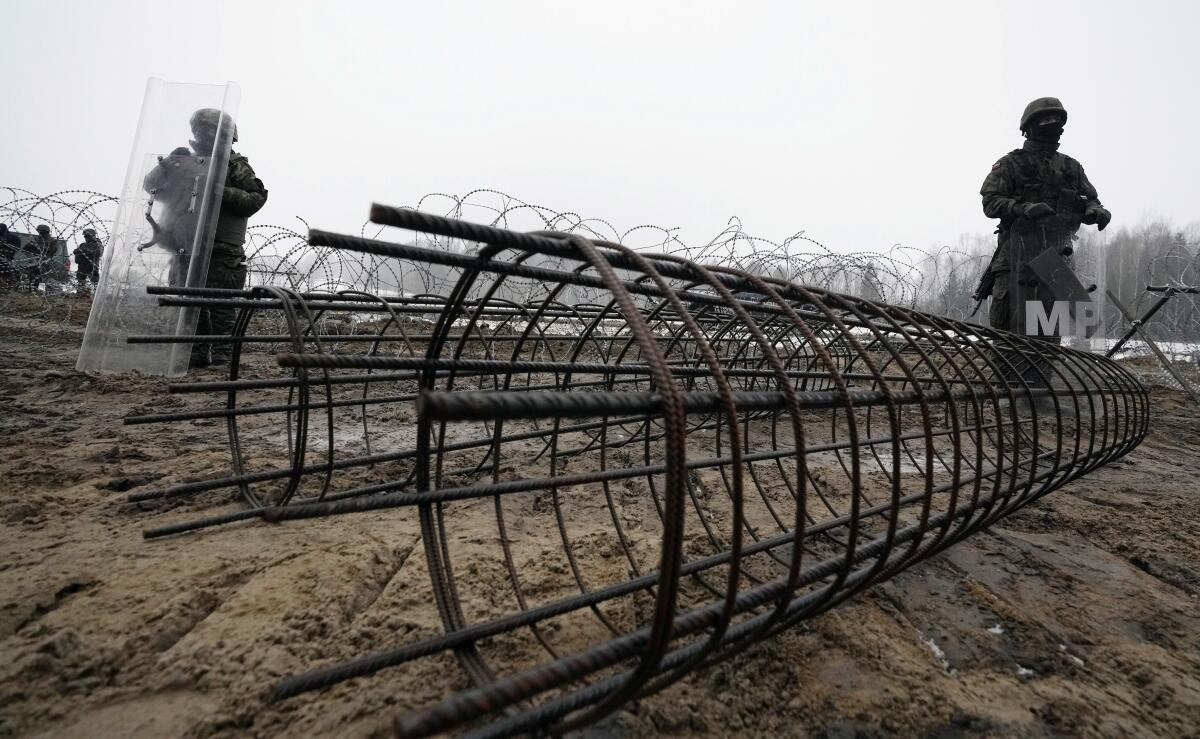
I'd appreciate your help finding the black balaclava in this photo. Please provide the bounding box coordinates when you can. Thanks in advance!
[1026,112,1065,144]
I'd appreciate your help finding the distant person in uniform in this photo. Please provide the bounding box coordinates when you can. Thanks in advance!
[0,223,19,289]
[73,228,103,292]
[23,224,58,289]
[976,97,1111,342]
[188,109,268,369]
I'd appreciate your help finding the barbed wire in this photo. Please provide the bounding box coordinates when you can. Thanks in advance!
[247,189,984,312]
[0,187,119,322]
[0,186,982,308]
[4,186,1198,386]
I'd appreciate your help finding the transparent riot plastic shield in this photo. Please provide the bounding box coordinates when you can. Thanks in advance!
[77,78,240,376]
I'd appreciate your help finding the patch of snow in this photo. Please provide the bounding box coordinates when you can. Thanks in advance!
[987,623,1004,635]
[1058,644,1085,667]
[917,630,951,671]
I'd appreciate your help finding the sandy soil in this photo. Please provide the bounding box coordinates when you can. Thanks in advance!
[1,302,1198,738]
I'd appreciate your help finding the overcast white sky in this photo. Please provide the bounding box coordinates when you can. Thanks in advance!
[2,0,1197,253]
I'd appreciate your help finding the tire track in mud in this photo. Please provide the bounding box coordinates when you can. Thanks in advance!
[344,535,421,626]
[5,578,98,638]
[144,555,297,658]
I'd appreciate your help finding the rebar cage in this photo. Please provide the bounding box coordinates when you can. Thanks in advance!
[126,205,1148,737]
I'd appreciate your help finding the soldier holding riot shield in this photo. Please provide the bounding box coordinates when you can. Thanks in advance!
[78,79,241,377]
[142,109,267,367]
[189,111,267,368]
[141,109,238,287]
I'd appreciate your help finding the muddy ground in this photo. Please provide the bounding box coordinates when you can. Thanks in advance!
[0,300,1198,738]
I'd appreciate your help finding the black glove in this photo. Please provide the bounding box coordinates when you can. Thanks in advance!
[1021,202,1056,220]
[1082,206,1112,231]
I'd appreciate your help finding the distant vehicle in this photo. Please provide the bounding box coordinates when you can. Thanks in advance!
[9,230,71,283]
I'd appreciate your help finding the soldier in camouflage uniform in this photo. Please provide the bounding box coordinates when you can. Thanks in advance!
[73,228,103,291]
[187,109,268,369]
[23,224,58,288]
[978,97,1111,343]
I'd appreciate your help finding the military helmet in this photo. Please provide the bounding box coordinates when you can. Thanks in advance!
[83,228,96,238]
[189,108,239,143]
[36,224,50,234]
[1020,97,1068,132]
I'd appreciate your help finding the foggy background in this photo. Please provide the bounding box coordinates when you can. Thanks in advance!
[1,0,1197,252]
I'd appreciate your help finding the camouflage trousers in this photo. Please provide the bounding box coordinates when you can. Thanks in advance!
[988,269,1061,389]
[23,265,46,288]
[191,245,247,367]
[76,262,98,288]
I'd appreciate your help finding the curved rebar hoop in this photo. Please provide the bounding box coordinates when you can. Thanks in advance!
[124,205,1148,737]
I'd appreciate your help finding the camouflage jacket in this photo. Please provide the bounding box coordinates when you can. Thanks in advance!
[213,152,268,251]
[980,140,1103,273]
[24,235,58,262]
[73,237,103,265]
